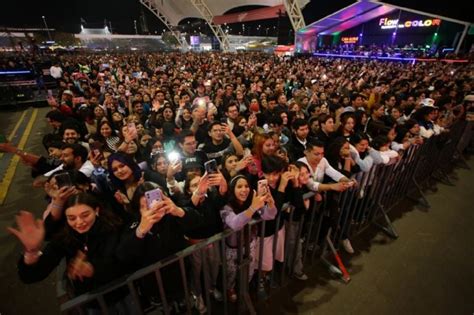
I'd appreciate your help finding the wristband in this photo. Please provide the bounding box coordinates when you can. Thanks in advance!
[135,227,147,239]
[50,203,63,210]
[16,149,27,156]
[24,250,43,259]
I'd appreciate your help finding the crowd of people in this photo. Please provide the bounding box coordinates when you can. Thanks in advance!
[2,51,473,313]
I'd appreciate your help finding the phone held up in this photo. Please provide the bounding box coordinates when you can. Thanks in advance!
[145,188,163,209]
[204,159,218,174]
[257,179,268,196]
[127,122,137,138]
[55,172,73,189]
[90,141,103,158]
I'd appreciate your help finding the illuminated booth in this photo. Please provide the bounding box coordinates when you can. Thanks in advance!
[295,0,471,56]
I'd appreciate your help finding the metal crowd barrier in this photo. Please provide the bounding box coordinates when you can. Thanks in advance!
[58,120,471,314]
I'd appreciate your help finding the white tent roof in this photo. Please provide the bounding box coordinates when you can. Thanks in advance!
[151,0,310,25]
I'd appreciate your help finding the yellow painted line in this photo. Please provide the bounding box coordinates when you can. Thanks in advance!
[0,108,38,205]
[0,110,28,159]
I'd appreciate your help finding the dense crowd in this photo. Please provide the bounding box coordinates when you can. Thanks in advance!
[2,51,473,313]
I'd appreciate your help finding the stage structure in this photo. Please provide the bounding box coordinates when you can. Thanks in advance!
[139,0,309,51]
[295,0,472,55]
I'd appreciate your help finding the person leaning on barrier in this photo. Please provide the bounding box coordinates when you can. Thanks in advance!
[283,161,314,280]
[404,119,424,145]
[257,155,296,293]
[175,171,228,313]
[326,137,361,178]
[349,133,383,172]
[297,140,354,193]
[8,193,132,308]
[220,175,277,303]
[117,182,204,308]
[371,135,400,165]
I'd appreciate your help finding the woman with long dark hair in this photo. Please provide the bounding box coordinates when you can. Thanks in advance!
[176,171,228,312]
[96,120,121,152]
[118,181,203,309]
[336,113,356,141]
[9,193,129,309]
[326,137,360,178]
[107,152,143,213]
[220,175,276,302]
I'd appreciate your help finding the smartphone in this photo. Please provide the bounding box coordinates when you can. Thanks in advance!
[127,122,137,136]
[204,159,218,174]
[145,188,163,209]
[257,179,268,196]
[55,172,72,188]
[167,151,181,164]
[90,141,103,158]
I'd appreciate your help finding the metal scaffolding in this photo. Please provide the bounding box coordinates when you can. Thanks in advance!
[139,0,188,50]
[283,0,306,31]
[190,0,230,51]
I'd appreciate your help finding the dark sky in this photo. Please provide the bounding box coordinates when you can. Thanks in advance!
[0,0,471,34]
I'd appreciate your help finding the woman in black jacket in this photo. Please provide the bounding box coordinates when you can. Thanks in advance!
[175,171,228,312]
[117,182,204,308]
[8,193,131,310]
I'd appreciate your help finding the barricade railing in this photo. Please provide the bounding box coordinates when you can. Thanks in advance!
[58,120,471,314]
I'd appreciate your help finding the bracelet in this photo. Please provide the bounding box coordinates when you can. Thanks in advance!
[135,227,147,239]
[50,203,63,210]
[24,250,43,259]
[16,149,27,156]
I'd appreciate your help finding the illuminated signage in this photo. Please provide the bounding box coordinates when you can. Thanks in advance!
[341,36,359,44]
[379,18,441,30]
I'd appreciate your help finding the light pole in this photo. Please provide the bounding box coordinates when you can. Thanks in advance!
[134,20,138,35]
[41,16,52,41]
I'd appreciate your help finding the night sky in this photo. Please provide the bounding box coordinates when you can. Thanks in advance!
[0,0,471,35]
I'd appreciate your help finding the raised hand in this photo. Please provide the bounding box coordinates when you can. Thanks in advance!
[196,173,210,194]
[250,190,266,211]
[52,186,77,205]
[331,182,348,192]
[7,211,45,252]
[114,191,130,205]
[160,195,185,218]
[67,251,94,281]
[236,155,253,172]
[138,198,166,234]
[89,150,104,168]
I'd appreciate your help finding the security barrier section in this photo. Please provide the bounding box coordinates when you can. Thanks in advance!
[58,121,472,315]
